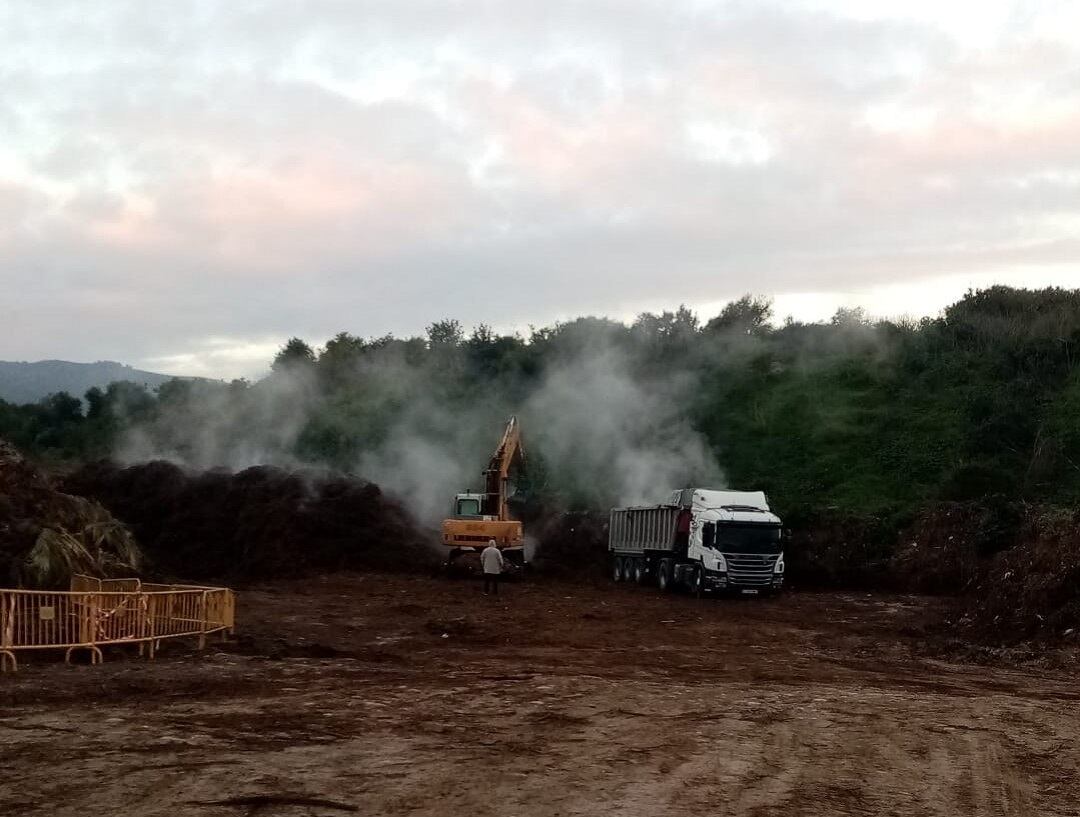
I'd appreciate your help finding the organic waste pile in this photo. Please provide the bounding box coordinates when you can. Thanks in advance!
[529,510,609,579]
[0,439,140,587]
[952,507,1080,644]
[783,508,897,589]
[891,500,1023,595]
[62,460,436,582]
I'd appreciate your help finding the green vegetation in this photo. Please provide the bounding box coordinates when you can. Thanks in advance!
[5,286,1080,521]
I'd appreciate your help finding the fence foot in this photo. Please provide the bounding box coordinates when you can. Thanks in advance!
[65,646,103,666]
[0,650,16,673]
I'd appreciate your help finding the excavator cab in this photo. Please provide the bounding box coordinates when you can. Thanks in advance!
[452,493,486,519]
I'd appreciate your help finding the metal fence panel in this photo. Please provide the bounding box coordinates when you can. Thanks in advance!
[0,577,236,672]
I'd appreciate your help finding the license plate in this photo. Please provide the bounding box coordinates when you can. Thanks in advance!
[741,589,759,595]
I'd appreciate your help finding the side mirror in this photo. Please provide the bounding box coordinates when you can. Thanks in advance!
[783,528,792,541]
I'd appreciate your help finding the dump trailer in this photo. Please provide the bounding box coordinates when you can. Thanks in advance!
[609,488,786,594]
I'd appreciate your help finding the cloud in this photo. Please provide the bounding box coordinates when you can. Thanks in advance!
[0,0,1078,377]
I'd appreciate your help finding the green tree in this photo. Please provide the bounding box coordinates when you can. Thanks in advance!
[704,295,773,336]
[426,319,464,349]
[40,392,83,425]
[318,332,367,386]
[272,337,316,372]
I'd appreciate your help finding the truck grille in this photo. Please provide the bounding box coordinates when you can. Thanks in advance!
[724,553,779,586]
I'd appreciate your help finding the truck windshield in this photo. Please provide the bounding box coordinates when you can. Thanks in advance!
[715,524,782,554]
[456,499,481,516]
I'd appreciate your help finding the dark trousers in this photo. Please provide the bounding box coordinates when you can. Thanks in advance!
[483,573,500,594]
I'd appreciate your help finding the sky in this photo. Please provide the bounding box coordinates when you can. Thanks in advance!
[1,0,1078,379]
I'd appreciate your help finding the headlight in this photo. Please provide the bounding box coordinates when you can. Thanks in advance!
[774,558,785,574]
[715,553,727,572]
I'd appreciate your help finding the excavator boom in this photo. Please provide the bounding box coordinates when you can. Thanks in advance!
[483,416,525,521]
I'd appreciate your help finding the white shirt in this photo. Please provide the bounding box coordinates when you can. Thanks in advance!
[481,545,504,574]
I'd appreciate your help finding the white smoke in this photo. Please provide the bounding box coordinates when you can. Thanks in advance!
[337,342,725,523]
[116,334,726,524]
[522,347,723,507]
[116,366,317,471]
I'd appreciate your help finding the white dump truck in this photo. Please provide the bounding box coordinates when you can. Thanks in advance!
[609,488,786,595]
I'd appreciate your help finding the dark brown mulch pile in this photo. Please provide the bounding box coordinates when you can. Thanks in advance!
[528,510,609,579]
[891,500,1023,595]
[954,508,1080,644]
[783,508,896,590]
[61,460,438,582]
[0,439,58,583]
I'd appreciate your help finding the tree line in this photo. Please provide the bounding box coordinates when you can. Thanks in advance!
[5,286,1080,520]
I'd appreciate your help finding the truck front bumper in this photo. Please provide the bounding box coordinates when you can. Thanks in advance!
[705,571,784,592]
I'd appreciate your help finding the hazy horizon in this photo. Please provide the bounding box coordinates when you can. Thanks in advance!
[3,275,1077,381]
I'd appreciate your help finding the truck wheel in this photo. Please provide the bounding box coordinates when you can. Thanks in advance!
[613,556,623,583]
[633,559,646,585]
[657,559,673,593]
[622,558,636,583]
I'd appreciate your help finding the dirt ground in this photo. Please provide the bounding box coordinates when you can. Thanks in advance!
[2,574,1079,817]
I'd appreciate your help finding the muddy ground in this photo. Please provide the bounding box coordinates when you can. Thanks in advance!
[2,575,1079,817]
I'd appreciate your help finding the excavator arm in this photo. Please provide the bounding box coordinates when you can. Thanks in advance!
[483,416,525,521]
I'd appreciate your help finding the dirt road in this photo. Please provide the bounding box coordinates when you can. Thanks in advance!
[2,574,1078,816]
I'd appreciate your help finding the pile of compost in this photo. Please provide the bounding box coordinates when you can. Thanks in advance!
[953,508,1080,644]
[528,510,609,579]
[0,440,139,586]
[891,500,1023,595]
[783,508,896,589]
[62,460,438,582]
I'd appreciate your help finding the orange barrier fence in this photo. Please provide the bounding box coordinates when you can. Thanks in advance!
[0,576,235,672]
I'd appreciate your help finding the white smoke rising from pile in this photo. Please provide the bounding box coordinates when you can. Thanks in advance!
[335,344,725,523]
[116,339,725,524]
[117,366,318,471]
[522,347,723,507]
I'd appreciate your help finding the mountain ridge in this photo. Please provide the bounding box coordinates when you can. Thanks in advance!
[0,359,178,405]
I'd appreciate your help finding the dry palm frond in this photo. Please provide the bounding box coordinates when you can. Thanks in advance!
[26,528,98,586]
[22,496,141,586]
[69,497,141,573]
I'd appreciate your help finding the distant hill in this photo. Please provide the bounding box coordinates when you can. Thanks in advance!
[0,360,176,405]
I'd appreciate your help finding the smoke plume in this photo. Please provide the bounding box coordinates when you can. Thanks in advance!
[115,326,726,525]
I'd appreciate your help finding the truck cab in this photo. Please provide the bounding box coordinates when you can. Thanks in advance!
[680,490,785,593]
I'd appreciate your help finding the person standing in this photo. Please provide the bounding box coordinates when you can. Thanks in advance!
[481,539,504,595]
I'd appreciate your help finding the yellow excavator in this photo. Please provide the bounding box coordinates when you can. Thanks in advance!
[442,416,526,568]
